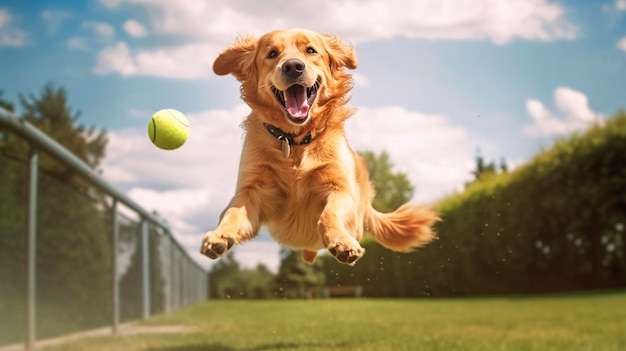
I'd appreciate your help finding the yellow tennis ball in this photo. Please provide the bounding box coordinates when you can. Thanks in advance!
[148,109,189,150]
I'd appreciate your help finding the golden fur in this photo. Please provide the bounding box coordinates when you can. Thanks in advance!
[200,29,439,265]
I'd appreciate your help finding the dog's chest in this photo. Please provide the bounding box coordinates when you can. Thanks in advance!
[259,162,330,248]
[276,161,328,205]
[264,140,356,210]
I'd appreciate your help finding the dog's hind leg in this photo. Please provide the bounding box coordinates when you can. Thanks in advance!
[318,191,365,265]
[301,250,318,264]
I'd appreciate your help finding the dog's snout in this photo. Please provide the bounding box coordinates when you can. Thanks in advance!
[282,58,305,78]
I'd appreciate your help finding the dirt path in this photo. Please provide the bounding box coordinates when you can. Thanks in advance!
[0,324,198,351]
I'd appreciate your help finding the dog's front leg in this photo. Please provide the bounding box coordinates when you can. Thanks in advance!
[319,191,365,265]
[200,191,261,259]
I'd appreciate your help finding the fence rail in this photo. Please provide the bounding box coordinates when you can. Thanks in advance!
[0,107,208,350]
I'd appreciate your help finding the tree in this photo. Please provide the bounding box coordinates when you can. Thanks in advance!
[359,151,414,212]
[0,90,15,152]
[208,252,241,298]
[0,90,15,112]
[276,248,325,298]
[208,253,278,299]
[247,264,276,299]
[471,148,496,181]
[466,149,508,188]
[1,84,107,192]
[499,156,509,173]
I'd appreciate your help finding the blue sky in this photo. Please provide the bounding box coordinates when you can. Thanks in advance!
[1,0,625,270]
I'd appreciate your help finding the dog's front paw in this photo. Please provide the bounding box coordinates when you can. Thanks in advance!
[200,231,235,259]
[327,241,365,265]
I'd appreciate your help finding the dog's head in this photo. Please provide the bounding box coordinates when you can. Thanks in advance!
[214,29,357,132]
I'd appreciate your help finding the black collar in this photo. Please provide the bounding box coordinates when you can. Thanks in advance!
[264,124,313,146]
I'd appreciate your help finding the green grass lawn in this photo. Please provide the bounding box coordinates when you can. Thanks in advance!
[41,292,626,351]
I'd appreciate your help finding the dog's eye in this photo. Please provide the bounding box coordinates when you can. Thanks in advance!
[306,47,317,54]
[267,50,278,59]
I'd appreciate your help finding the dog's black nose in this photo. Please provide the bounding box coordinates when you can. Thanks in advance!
[282,58,305,78]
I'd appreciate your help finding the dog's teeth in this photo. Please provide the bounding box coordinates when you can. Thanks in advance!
[273,88,287,108]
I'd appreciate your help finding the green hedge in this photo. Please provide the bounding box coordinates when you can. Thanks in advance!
[324,112,626,296]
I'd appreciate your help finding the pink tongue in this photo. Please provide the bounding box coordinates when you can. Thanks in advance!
[285,85,309,118]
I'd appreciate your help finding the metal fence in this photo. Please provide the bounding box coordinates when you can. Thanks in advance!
[0,107,208,350]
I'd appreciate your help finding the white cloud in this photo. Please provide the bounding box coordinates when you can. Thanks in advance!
[66,21,116,52]
[63,20,115,52]
[40,10,71,35]
[126,187,213,233]
[93,41,219,79]
[67,36,88,51]
[98,0,124,8]
[93,42,135,75]
[104,103,474,269]
[82,21,115,37]
[0,8,26,47]
[346,106,474,202]
[101,0,576,44]
[95,0,576,79]
[616,0,626,11]
[127,107,151,119]
[618,36,626,52]
[522,87,604,137]
[331,0,576,44]
[124,19,147,38]
[234,241,281,272]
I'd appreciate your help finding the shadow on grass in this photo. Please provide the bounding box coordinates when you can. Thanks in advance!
[149,341,349,351]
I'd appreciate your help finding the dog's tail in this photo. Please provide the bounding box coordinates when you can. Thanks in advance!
[365,204,440,252]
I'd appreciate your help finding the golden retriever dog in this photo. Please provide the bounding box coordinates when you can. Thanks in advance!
[200,29,439,265]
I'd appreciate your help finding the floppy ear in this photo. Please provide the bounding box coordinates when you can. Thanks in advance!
[322,34,358,71]
[213,35,258,81]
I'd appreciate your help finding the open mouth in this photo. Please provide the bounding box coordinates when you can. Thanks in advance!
[272,79,320,124]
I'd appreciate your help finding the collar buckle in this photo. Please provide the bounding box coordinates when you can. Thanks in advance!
[264,123,313,158]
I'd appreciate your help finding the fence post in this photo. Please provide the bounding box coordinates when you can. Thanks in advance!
[203,270,207,301]
[141,219,150,320]
[180,254,185,307]
[184,252,188,306]
[175,247,181,309]
[203,268,208,301]
[167,235,174,311]
[196,266,201,303]
[26,147,39,351]
[205,264,210,301]
[163,235,171,314]
[110,200,120,334]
